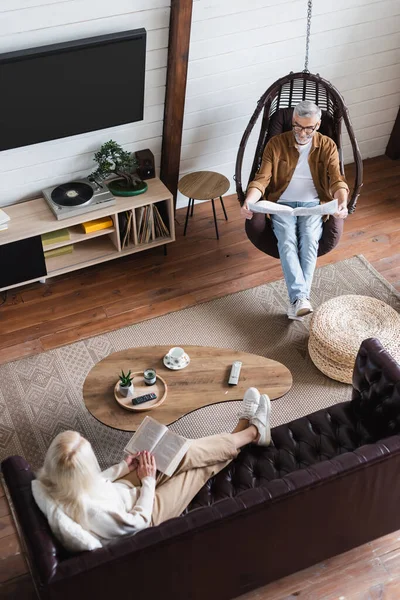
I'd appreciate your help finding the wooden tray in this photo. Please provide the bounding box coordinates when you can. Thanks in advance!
[114,372,167,412]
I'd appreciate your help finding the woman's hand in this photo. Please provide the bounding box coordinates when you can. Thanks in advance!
[125,453,140,472]
[137,451,157,480]
[240,201,253,220]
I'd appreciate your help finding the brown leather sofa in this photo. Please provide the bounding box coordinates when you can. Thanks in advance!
[3,337,400,600]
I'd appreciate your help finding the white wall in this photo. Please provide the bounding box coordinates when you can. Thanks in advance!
[0,1,399,209]
[0,0,170,206]
[177,0,400,207]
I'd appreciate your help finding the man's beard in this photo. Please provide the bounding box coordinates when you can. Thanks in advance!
[294,133,312,145]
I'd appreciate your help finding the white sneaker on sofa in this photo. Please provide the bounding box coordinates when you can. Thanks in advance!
[250,394,271,446]
[238,387,260,421]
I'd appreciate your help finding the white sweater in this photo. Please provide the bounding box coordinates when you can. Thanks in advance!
[32,460,156,553]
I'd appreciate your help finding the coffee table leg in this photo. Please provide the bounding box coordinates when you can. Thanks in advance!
[220,196,228,221]
[183,198,192,236]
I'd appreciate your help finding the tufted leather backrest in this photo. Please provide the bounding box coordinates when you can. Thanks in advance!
[351,338,400,441]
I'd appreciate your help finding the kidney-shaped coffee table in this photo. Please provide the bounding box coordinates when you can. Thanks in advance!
[83,345,292,431]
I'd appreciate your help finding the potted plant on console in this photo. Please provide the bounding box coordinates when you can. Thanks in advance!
[118,369,134,397]
[91,140,148,196]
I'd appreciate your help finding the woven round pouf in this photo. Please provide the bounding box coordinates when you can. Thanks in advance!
[308,295,400,384]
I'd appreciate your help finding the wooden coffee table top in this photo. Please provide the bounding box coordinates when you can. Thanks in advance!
[83,345,293,431]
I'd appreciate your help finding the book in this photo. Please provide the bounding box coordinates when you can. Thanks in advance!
[0,223,8,231]
[153,204,170,238]
[247,198,339,217]
[41,228,70,245]
[44,244,74,259]
[124,416,191,477]
[122,211,133,249]
[81,216,113,233]
[0,208,10,225]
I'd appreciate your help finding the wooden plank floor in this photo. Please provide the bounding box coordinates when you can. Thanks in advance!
[0,154,399,599]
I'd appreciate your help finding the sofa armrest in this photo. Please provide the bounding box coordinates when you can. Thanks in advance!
[351,338,400,440]
[1,456,68,587]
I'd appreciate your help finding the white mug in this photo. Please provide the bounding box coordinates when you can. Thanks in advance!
[168,347,185,365]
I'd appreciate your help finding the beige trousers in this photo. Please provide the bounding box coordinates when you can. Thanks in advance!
[121,433,238,526]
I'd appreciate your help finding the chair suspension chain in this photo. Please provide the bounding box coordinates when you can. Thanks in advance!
[304,0,313,72]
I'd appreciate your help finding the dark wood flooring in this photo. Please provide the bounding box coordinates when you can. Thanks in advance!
[0,154,399,599]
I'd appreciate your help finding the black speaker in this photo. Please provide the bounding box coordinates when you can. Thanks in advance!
[135,149,155,180]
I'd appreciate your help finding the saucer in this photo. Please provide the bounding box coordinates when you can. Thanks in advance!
[163,353,190,370]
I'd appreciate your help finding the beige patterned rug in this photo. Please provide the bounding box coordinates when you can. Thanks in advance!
[0,255,399,471]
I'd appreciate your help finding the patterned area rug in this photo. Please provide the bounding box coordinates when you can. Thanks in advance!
[0,255,399,471]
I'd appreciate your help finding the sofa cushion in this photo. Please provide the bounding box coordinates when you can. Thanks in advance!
[185,401,370,512]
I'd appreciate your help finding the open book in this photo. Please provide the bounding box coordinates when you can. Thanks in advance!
[247,198,338,217]
[124,416,191,477]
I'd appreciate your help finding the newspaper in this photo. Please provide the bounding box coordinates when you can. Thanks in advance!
[247,198,338,217]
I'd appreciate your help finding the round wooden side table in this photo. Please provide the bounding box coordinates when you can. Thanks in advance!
[178,171,230,239]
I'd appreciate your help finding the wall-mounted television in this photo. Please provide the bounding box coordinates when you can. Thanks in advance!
[0,28,146,151]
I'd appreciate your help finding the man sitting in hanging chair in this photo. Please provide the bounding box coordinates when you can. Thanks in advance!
[241,100,349,321]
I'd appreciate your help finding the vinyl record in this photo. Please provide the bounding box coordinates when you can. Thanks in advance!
[51,182,93,206]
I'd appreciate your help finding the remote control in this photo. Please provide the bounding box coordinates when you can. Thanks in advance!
[228,361,242,385]
[132,393,157,406]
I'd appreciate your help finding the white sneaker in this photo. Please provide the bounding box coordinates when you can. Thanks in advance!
[294,298,313,317]
[250,394,271,446]
[287,303,304,321]
[238,387,261,421]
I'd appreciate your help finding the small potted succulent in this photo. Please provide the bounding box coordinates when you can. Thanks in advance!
[91,140,148,196]
[118,369,134,397]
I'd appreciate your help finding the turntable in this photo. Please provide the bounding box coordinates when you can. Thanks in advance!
[42,178,116,220]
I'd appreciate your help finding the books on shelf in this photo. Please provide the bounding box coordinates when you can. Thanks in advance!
[44,244,74,259]
[124,416,191,477]
[81,216,114,234]
[135,203,169,244]
[136,205,152,243]
[41,228,70,246]
[153,204,170,238]
[121,211,133,249]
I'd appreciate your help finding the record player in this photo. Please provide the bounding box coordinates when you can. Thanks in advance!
[42,178,116,220]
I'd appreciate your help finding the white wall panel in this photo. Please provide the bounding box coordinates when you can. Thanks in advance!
[176,0,400,208]
[0,3,169,207]
[0,1,399,211]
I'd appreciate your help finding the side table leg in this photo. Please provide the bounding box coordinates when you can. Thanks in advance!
[211,198,219,240]
[183,198,192,236]
[191,198,195,217]
[220,196,228,221]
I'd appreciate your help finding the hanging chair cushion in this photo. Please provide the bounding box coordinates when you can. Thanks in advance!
[245,212,344,258]
[266,107,335,143]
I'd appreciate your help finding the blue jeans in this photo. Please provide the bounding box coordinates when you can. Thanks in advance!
[271,201,323,304]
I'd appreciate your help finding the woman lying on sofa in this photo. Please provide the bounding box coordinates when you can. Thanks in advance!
[32,388,271,553]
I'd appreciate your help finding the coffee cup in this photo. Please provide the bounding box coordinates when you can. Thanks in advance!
[167,347,186,365]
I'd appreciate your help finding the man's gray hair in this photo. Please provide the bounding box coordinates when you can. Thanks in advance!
[293,100,322,120]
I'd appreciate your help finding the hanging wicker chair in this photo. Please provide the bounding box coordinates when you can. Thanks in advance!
[235,71,363,258]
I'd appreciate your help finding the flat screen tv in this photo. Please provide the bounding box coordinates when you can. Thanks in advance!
[0,28,146,151]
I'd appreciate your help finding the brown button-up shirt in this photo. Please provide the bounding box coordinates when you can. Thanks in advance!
[247,131,349,203]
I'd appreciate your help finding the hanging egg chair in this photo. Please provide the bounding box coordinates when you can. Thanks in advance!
[235,2,363,259]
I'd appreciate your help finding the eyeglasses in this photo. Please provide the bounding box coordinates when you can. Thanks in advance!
[292,123,318,135]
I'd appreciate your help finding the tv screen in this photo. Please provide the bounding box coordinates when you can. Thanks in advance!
[0,29,146,151]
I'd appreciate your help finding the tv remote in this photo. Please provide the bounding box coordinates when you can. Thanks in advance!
[132,393,157,406]
[228,361,242,385]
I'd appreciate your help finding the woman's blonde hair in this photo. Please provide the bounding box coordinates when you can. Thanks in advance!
[37,431,101,527]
